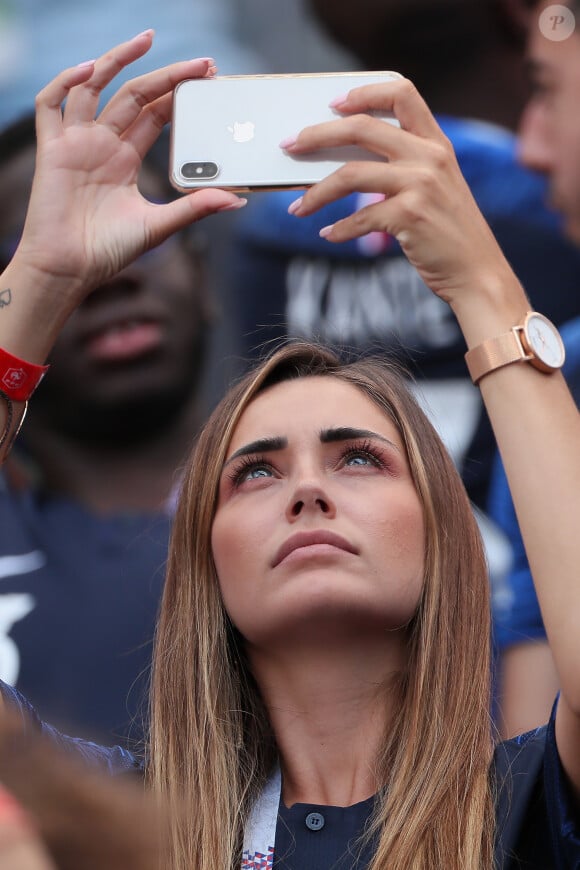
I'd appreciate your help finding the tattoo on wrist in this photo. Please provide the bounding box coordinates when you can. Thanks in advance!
[0,289,12,309]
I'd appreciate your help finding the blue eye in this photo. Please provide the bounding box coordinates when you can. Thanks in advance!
[341,441,386,470]
[229,456,275,487]
[243,465,272,481]
[345,453,373,466]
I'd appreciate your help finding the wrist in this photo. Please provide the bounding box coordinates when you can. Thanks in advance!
[465,312,565,386]
[0,348,49,402]
[449,272,530,350]
[0,260,78,363]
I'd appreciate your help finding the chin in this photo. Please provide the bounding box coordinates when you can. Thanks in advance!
[240,585,417,648]
[564,216,580,246]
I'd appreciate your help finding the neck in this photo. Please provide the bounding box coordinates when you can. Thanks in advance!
[19,400,202,513]
[249,632,406,808]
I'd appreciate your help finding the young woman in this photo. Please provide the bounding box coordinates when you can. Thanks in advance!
[1,30,579,870]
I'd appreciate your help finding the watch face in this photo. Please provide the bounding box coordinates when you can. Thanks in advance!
[525,313,566,369]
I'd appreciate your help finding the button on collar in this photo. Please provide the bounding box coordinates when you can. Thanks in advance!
[305,811,325,831]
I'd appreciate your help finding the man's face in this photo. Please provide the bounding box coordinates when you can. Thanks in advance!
[518,1,580,242]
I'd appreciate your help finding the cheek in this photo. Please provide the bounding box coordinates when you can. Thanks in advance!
[566,145,580,194]
[553,101,580,174]
[211,509,266,621]
[369,495,425,577]
[211,514,238,601]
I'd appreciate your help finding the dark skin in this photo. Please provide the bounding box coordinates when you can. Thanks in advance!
[0,144,209,513]
[308,0,532,130]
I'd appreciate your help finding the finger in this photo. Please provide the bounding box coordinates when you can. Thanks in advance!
[283,113,429,163]
[316,198,402,245]
[35,61,97,143]
[145,189,247,246]
[121,93,174,160]
[63,30,156,125]
[289,161,413,216]
[329,78,447,141]
[99,57,215,138]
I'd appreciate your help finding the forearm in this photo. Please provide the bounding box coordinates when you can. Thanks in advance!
[0,261,76,464]
[453,279,580,711]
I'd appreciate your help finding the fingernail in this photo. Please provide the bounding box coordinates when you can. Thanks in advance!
[279,136,297,150]
[0,787,31,829]
[329,93,349,108]
[319,224,334,239]
[135,29,154,39]
[76,59,95,68]
[218,198,248,211]
[287,196,303,215]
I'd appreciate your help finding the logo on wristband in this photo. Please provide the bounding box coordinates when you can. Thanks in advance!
[1,369,28,392]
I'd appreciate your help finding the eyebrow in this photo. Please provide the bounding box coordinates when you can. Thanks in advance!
[225,436,288,466]
[224,427,399,467]
[320,427,400,452]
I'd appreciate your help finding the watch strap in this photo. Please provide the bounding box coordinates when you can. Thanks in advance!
[465,328,530,385]
[0,347,49,402]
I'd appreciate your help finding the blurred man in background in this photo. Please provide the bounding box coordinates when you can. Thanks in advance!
[0,115,214,743]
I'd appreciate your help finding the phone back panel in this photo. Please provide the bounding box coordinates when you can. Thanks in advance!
[170,72,401,192]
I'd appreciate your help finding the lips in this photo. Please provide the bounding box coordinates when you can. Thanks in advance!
[84,320,164,362]
[272,530,359,568]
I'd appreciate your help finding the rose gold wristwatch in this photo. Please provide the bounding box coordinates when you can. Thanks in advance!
[465,311,565,386]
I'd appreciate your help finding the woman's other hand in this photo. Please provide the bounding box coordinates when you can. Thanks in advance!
[283,78,524,327]
[12,31,244,312]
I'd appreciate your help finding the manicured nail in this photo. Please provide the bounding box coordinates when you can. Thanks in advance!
[319,224,334,239]
[287,196,303,215]
[76,59,95,69]
[329,93,349,108]
[218,198,248,211]
[0,787,31,829]
[279,136,297,150]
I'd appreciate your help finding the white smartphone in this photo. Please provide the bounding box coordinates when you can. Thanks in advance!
[169,71,402,193]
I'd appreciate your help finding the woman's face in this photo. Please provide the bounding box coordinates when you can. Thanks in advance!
[212,376,425,648]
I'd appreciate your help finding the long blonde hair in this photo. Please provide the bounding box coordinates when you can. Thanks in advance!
[148,341,495,869]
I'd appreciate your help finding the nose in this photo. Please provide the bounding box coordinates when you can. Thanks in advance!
[517,100,554,176]
[285,476,337,522]
[80,260,148,309]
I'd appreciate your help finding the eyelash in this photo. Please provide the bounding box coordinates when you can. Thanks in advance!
[227,439,388,488]
[227,454,274,487]
[341,440,386,469]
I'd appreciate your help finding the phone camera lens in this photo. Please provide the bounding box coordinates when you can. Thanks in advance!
[181,162,219,180]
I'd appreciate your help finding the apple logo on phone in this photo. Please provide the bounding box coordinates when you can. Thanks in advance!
[227,121,256,143]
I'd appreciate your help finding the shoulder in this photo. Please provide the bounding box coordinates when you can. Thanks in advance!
[0,679,142,776]
[494,725,547,813]
[494,704,580,869]
[493,726,547,867]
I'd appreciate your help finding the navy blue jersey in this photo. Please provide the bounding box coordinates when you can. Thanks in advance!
[0,473,170,745]
[3,683,579,869]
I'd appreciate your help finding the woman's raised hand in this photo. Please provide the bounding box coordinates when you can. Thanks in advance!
[14,31,243,306]
[283,78,523,323]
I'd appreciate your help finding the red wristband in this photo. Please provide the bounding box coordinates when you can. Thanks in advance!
[0,347,49,402]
